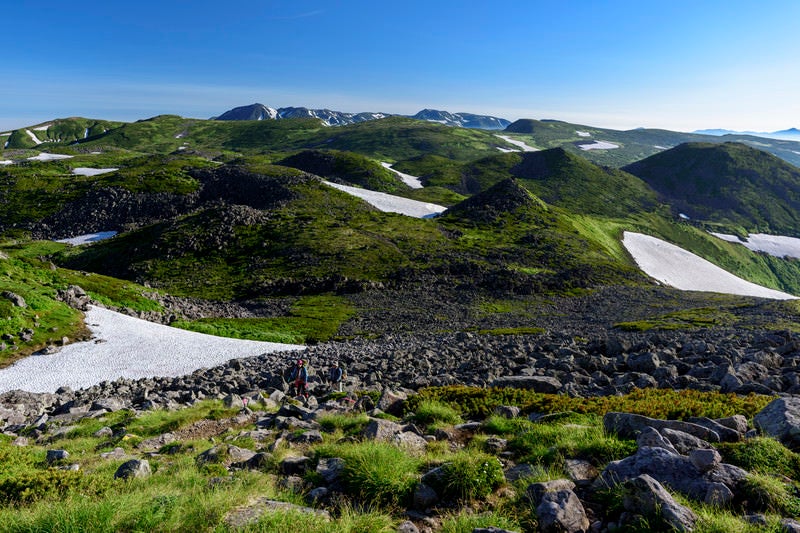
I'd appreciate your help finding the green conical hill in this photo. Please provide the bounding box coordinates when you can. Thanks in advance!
[623,142,800,235]
[442,177,549,225]
[509,148,659,217]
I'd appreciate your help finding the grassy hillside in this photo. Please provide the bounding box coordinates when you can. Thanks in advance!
[56,168,643,302]
[624,142,800,236]
[0,240,162,366]
[277,150,410,194]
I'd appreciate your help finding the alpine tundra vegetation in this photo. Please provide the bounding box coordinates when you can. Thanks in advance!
[4,111,800,531]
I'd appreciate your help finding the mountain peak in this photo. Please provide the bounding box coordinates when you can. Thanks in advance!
[443,177,546,224]
[214,103,278,121]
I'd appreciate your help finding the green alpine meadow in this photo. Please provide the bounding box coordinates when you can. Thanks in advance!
[3,110,800,532]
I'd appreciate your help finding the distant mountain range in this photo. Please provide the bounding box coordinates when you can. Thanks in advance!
[694,127,800,141]
[212,103,511,130]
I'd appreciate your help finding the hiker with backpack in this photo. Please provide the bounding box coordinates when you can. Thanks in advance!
[328,360,344,392]
[290,359,309,399]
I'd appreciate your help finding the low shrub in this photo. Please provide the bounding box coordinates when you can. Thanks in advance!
[409,386,773,420]
[408,400,463,428]
[435,451,505,501]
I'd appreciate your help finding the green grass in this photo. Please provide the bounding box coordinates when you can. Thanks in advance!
[717,437,800,479]
[314,440,422,509]
[614,307,738,331]
[433,452,505,501]
[407,400,463,429]
[506,413,636,466]
[172,294,356,344]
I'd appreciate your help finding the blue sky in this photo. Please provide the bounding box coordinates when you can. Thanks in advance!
[2,0,799,132]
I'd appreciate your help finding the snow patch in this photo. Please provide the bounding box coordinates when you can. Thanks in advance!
[711,232,800,259]
[71,167,118,176]
[0,306,305,393]
[576,131,591,137]
[33,124,51,131]
[0,160,12,166]
[24,129,42,144]
[380,162,423,189]
[496,147,519,153]
[623,232,796,300]
[323,181,445,218]
[655,145,669,150]
[27,153,73,161]
[495,134,538,152]
[578,140,619,151]
[84,128,89,139]
[56,231,118,245]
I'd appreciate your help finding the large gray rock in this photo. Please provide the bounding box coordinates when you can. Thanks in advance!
[659,427,712,454]
[362,418,404,441]
[603,412,720,442]
[2,291,26,308]
[598,446,748,502]
[622,474,697,532]
[536,489,590,533]
[114,459,151,480]
[754,397,800,450]
[491,375,562,393]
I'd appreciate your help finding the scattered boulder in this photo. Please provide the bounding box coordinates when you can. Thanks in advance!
[603,412,720,442]
[754,397,800,450]
[2,291,26,308]
[621,474,697,532]
[114,459,151,480]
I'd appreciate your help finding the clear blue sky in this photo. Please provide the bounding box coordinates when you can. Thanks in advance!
[3,0,799,133]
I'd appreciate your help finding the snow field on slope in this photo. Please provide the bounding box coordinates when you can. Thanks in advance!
[711,232,800,259]
[323,181,446,218]
[0,307,305,394]
[623,232,796,300]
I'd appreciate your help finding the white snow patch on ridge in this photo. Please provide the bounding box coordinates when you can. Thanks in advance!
[323,181,445,218]
[380,162,423,189]
[0,306,305,394]
[56,231,118,245]
[623,232,796,300]
[579,140,619,151]
[0,160,12,166]
[72,167,118,176]
[495,134,538,152]
[27,153,73,161]
[712,232,800,259]
[24,129,42,144]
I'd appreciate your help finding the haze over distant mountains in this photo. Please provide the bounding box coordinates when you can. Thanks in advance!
[695,127,800,141]
[213,103,511,130]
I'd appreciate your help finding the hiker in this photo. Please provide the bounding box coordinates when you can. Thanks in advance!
[290,359,309,399]
[328,360,344,392]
